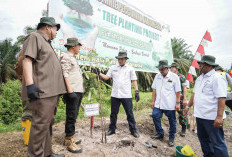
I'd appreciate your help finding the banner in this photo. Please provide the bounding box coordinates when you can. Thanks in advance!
[49,0,173,72]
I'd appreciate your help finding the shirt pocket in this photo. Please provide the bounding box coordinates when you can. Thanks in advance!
[112,70,119,78]
[202,83,213,95]
[164,81,173,90]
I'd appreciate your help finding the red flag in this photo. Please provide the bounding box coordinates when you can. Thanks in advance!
[197,45,205,55]
[191,59,199,69]
[187,73,193,83]
[186,31,212,83]
[203,31,212,42]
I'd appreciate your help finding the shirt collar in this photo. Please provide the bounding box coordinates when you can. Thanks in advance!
[117,64,128,67]
[203,69,216,77]
[67,51,75,57]
[37,31,50,43]
[158,70,171,78]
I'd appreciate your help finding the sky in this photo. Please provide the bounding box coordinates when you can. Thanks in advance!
[0,0,231,69]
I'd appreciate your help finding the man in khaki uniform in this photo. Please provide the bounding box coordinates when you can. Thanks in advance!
[60,38,84,153]
[22,17,66,157]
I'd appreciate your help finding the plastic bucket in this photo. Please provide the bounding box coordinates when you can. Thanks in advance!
[175,146,193,157]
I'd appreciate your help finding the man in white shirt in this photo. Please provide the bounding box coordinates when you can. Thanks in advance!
[94,51,140,138]
[184,55,229,157]
[150,60,181,147]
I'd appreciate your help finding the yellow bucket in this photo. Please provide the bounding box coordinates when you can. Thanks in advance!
[22,120,31,145]
[181,144,197,157]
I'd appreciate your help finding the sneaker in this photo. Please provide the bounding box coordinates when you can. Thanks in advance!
[64,138,82,153]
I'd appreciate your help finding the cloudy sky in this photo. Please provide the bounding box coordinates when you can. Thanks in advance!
[0,0,231,69]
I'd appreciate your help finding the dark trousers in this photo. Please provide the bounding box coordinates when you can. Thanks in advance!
[196,118,229,157]
[64,92,83,137]
[22,99,32,121]
[226,100,232,111]
[177,103,188,130]
[152,107,177,140]
[28,96,59,157]
[109,97,136,133]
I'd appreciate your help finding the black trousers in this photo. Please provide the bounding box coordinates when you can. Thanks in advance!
[63,92,84,137]
[109,97,136,133]
[226,100,232,111]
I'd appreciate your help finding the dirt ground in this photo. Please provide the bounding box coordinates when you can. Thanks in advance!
[0,110,231,157]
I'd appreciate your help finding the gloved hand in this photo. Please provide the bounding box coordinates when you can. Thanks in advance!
[67,92,78,99]
[92,68,100,75]
[26,84,44,99]
[135,90,140,102]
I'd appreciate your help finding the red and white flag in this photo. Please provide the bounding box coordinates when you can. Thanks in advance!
[186,31,212,83]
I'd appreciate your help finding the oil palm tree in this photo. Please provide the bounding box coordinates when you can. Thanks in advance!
[0,39,20,83]
[171,37,193,76]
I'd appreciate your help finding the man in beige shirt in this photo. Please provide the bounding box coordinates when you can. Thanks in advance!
[60,38,84,153]
[22,17,66,157]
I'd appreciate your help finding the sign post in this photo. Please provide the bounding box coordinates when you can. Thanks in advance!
[84,103,99,137]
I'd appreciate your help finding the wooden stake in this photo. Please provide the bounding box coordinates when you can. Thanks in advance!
[90,116,94,137]
[97,74,106,143]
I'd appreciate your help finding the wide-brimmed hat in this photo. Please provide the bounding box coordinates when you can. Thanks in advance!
[37,17,60,31]
[215,65,223,71]
[156,60,170,69]
[64,37,82,47]
[171,62,180,69]
[197,55,218,67]
[115,51,129,59]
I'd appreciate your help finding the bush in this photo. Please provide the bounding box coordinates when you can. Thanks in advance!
[0,80,22,124]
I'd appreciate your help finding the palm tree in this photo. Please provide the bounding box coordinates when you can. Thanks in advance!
[171,37,193,76]
[16,25,37,46]
[0,39,20,83]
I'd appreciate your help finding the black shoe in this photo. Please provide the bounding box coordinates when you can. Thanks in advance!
[180,130,186,137]
[131,131,140,138]
[106,130,115,136]
[151,133,164,140]
[51,153,65,157]
[168,139,174,147]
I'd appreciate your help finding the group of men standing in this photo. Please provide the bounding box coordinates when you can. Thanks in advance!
[19,16,230,157]
[20,17,140,157]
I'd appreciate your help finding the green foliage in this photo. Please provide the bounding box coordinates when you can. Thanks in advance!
[0,80,22,125]
[187,88,193,100]
[171,37,194,76]
[0,39,20,83]
[136,72,155,92]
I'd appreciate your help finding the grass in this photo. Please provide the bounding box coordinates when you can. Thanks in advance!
[0,90,153,133]
[0,89,195,133]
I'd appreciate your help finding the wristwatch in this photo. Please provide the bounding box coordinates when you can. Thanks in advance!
[176,101,180,104]
[135,90,139,93]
